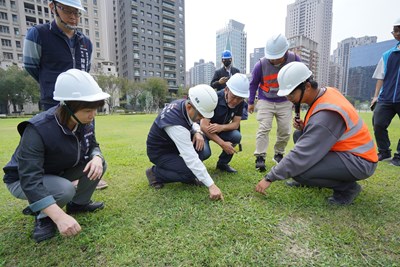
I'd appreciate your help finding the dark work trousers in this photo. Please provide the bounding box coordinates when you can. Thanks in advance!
[292,130,361,192]
[372,102,400,155]
[198,129,242,165]
[6,161,106,219]
[149,153,198,184]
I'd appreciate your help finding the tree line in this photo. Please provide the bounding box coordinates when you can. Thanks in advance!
[0,67,186,115]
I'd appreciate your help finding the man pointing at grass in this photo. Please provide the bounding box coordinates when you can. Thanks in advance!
[255,62,378,205]
[146,85,224,200]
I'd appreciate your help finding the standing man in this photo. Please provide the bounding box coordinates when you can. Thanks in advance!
[200,73,250,174]
[23,0,108,189]
[146,85,224,201]
[370,17,400,166]
[255,62,378,205]
[210,50,241,91]
[211,50,248,121]
[23,0,91,111]
[248,34,301,172]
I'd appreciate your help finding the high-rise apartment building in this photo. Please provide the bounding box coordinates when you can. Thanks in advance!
[286,0,333,87]
[0,0,110,72]
[249,47,264,74]
[331,36,377,95]
[287,35,319,79]
[216,19,246,74]
[188,59,215,87]
[117,0,185,91]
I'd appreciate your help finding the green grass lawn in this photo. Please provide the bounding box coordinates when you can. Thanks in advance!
[0,112,399,266]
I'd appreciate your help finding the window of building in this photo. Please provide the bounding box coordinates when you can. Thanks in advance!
[3,52,13,59]
[0,12,8,20]
[12,14,17,23]
[95,31,99,38]
[1,38,12,47]
[10,1,16,9]
[93,0,97,5]
[0,25,10,33]
[15,40,21,48]
[96,42,100,48]
[0,0,5,7]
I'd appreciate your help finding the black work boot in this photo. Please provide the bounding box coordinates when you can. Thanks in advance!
[255,156,266,172]
[328,183,362,205]
[33,216,56,243]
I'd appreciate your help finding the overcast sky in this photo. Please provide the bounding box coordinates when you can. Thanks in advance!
[184,0,398,71]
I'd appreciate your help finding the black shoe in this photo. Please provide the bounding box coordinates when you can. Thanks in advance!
[273,153,284,164]
[378,152,391,161]
[66,201,104,214]
[33,217,56,243]
[255,156,266,172]
[146,167,164,189]
[327,183,362,205]
[216,163,237,173]
[390,154,400,166]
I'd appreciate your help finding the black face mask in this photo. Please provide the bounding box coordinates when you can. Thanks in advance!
[223,60,231,67]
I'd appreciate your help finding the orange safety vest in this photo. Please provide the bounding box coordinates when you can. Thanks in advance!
[304,87,378,163]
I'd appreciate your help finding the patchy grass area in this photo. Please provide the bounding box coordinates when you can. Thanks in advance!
[0,112,399,266]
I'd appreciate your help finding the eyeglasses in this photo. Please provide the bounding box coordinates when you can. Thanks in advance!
[391,30,400,35]
[56,5,82,17]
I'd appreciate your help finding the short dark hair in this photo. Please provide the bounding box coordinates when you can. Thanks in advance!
[56,100,105,125]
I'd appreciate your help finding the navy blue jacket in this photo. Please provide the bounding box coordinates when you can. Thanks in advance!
[23,21,92,106]
[3,107,101,210]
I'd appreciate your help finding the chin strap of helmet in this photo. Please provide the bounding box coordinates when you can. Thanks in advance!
[61,101,83,125]
[53,1,78,31]
[294,82,306,121]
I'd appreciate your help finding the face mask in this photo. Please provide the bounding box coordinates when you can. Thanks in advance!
[223,60,231,67]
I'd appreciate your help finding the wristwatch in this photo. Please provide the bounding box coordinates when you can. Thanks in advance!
[265,177,273,183]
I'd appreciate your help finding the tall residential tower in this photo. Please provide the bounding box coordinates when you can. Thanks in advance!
[117,0,185,91]
[286,0,333,86]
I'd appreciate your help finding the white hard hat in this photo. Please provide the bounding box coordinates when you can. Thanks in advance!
[51,0,85,11]
[226,73,249,98]
[265,34,289,60]
[188,85,218,119]
[394,17,400,26]
[54,69,110,102]
[277,62,312,97]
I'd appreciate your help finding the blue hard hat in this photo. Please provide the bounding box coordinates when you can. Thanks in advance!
[221,50,232,59]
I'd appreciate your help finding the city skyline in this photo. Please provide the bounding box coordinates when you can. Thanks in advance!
[185,0,399,72]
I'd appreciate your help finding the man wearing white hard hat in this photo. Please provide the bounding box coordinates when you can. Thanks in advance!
[200,73,250,174]
[146,85,224,201]
[3,69,110,242]
[255,62,378,205]
[370,17,400,166]
[23,0,91,111]
[248,34,302,173]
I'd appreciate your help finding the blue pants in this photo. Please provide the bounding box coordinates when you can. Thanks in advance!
[372,102,400,155]
[198,130,242,165]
